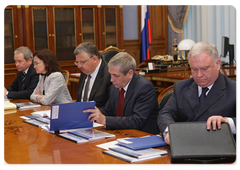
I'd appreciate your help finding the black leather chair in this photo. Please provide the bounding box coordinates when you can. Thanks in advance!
[99,46,125,63]
[158,85,174,110]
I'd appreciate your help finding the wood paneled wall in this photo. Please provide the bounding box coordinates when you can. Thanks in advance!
[5,5,168,99]
[124,6,168,65]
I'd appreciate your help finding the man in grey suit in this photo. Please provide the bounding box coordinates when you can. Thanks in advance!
[74,42,112,108]
[84,52,160,134]
[158,42,236,145]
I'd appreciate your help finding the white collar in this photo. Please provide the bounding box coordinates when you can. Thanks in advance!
[198,83,214,97]
[90,59,102,80]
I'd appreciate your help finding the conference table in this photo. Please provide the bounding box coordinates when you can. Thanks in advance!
[4,99,171,164]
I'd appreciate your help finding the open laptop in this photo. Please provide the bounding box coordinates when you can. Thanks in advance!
[168,122,236,163]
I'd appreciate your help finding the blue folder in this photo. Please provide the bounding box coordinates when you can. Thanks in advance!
[117,135,167,150]
[49,102,95,131]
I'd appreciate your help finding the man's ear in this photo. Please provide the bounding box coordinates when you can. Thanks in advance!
[27,57,33,65]
[127,69,134,78]
[216,59,221,70]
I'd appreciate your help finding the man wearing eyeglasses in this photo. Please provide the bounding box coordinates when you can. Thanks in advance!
[4,46,39,99]
[73,42,112,109]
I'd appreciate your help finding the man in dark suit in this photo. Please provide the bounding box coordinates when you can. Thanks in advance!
[73,42,112,108]
[4,46,39,99]
[84,52,160,134]
[158,42,236,145]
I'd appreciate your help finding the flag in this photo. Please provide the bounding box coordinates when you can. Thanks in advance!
[141,5,152,62]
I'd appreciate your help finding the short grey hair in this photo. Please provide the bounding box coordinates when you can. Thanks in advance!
[188,42,219,63]
[73,42,101,59]
[108,52,136,75]
[14,46,33,61]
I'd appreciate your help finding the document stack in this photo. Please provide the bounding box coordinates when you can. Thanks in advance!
[101,135,168,163]
[58,128,116,143]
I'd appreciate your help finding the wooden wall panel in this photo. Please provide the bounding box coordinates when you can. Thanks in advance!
[149,5,168,57]
[150,44,167,57]
[124,5,168,65]
[124,40,141,65]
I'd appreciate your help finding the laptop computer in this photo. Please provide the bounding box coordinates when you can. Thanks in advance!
[168,122,236,163]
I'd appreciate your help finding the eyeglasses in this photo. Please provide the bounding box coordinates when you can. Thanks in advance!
[33,61,43,66]
[74,56,93,66]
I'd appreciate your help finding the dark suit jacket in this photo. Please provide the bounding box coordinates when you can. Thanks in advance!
[102,73,160,134]
[76,60,112,108]
[157,72,236,135]
[6,64,39,99]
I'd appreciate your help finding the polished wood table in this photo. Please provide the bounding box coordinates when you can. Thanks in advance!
[4,99,171,164]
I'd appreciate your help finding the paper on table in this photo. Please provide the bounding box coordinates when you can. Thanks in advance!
[32,110,51,118]
[4,102,17,110]
[96,140,119,150]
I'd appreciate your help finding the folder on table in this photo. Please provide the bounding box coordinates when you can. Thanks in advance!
[117,135,167,150]
[168,122,236,163]
[50,102,95,131]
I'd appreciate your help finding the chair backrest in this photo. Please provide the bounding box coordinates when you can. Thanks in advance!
[62,70,70,86]
[99,46,125,63]
[158,85,174,110]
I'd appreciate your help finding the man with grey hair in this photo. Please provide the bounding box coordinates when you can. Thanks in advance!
[73,42,111,108]
[4,46,39,99]
[84,52,160,134]
[158,42,236,145]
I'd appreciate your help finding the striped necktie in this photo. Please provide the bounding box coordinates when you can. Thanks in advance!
[83,75,91,102]
[21,72,27,89]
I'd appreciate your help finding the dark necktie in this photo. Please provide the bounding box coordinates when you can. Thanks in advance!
[83,75,91,102]
[21,72,26,89]
[116,88,125,117]
[199,87,209,107]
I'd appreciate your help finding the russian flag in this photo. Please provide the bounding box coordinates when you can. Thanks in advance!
[141,5,152,62]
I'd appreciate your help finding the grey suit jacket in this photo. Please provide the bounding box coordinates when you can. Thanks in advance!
[102,73,160,134]
[76,60,111,108]
[157,72,236,135]
[30,72,72,105]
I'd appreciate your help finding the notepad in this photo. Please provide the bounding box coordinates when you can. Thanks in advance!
[4,102,17,110]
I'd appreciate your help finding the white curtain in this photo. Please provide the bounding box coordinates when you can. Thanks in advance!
[183,5,236,63]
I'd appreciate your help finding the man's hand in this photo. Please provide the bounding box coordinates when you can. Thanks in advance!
[83,106,106,125]
[164,132,170,145]
[206,115,228,131]
[4,87,8,98]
